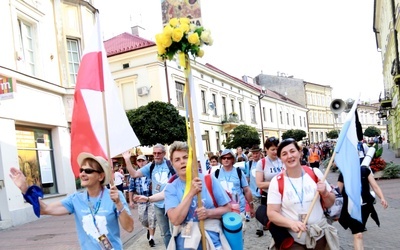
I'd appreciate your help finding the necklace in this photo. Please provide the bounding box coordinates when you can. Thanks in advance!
[268,156,282,172]
[222,167,233,182]
[286,170,304,207]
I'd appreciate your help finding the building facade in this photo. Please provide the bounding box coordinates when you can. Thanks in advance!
[0,0,97,228]
[104,32,308,154]
[374,0,400,156]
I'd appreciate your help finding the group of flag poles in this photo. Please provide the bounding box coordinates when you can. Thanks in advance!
[71,11,362,248]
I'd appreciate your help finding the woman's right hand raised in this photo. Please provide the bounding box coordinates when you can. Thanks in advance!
[9,167,29,194]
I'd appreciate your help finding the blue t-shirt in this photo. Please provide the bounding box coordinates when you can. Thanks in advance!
[61,188,130,250]
[139,159,174,208]
[214,167,249,212]
[246,160,261,197]
[164,174,230,249]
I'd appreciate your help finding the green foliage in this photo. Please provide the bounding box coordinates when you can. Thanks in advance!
[374,143,383,158]
[281,129,307,142]
[126,101,187,146]
[363,126,381,137]
[327,130,339,139]
[223,125,260,149]
[382,162,400,179]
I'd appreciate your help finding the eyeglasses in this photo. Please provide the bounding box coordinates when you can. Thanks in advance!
[79,168,101,174]
[153,152,164,155]
[221,157,233,160]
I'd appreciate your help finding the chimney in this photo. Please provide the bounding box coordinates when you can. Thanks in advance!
[131,25,145,37]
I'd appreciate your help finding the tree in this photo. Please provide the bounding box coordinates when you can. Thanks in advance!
[126,101,187,146]
[364,126,381,138]
[281,129,307,142]
[223,125,260,149]
[327,130,339,139]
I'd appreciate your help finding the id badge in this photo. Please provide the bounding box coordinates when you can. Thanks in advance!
[181,219,194,238]
[156,184,161,192]
[98,234,114,250]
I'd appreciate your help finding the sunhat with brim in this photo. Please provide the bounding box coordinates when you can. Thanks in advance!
[249,145,262,152]
[77,152,111,186]
[219,149,236,164]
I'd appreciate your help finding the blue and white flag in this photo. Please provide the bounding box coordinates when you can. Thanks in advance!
[334,97,362,223]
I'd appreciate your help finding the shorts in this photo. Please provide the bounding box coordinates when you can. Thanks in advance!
[138,202,157,228]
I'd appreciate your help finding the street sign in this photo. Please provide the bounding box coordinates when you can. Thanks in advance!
[0,75,16,100]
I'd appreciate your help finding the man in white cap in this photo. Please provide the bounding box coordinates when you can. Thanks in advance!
[128,155,157,247]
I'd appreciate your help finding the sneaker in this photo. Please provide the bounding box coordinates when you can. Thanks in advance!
[147,230,150,240]
[149,239,155,247]
[245,214,250,222]
[256,230,264,237]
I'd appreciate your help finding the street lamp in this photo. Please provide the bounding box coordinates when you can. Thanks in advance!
[258,87,267,148]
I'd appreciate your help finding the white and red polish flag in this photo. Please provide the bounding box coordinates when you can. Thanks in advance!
[70,13,140,177]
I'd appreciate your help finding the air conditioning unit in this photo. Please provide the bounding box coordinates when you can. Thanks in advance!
[137,86,149,96]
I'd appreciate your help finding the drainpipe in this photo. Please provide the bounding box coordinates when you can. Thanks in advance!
[391,0,400,76]
[164,61,171,104]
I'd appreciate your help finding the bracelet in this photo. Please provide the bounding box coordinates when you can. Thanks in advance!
[147,196,150,203]
[117,207,125,216]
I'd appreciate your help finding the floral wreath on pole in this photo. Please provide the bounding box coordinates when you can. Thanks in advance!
[155,17,213,67]
[155,17,212,249]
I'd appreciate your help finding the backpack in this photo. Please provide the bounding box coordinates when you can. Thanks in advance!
[205,174,238,213]
[215,167,243,189]
[276,166,342,221]
[150,159,175,179]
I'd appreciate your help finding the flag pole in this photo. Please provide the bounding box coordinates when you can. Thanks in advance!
[297,151,336,238]
[96,11,114,186]
[102,91,114,186]
[184,56,206,250]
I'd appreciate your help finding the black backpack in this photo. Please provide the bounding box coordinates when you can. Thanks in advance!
[149,159,175,179]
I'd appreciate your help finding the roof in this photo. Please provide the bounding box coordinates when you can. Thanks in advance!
[205,63,305,108]
[104,32,155,57]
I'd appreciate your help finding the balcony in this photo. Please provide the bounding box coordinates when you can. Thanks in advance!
[221,113,239,133]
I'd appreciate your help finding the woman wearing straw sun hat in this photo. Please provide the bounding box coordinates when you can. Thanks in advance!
[9,152,133,250]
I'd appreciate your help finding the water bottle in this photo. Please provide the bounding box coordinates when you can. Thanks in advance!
[231,192,240,214]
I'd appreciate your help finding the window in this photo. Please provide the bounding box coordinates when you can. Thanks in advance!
[231,99,235,113]
[204,130,210,151]
[67,39,81,86]
[286,113,289,125]
[303,117,306,127]
[263,107,266,121]
[280,111,283,124]
[270,108,273,122]
[176,82,184,108]
[201,90,206,113]
[212,93,217,115]
[300,116,302,127]
[250,105,256,123]
[293,114,295,126]
[216,132,220,151]
[16,127,57,195]
[18,19,35,75]
[239,102,243,120]
[222,96,227,117]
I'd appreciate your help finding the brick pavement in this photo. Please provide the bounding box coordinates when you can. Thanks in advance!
[1,146,399,249]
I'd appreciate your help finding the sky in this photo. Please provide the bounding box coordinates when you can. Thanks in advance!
[97,0,384,102]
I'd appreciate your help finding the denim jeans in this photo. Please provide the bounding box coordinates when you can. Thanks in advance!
[154,205,171,248]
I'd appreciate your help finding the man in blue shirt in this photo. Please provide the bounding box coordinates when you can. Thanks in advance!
[124,144,174,248]
[245,145,264,236]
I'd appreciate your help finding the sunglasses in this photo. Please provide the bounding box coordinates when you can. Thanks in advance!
[153,152,164,155]
[79,168,101,174]
[282,138,295,143]
[221,157,233,160]
[267,137,278,142]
